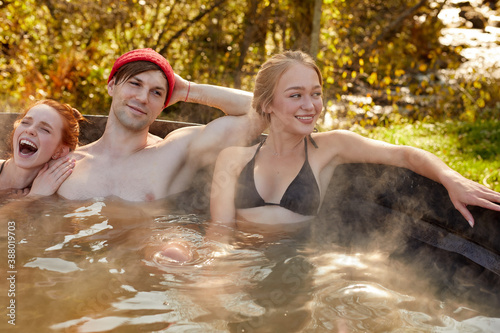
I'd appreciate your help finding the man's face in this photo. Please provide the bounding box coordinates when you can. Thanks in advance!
[108,70,168,132]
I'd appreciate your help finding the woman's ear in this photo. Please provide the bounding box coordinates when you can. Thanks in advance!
[262,103,273,115]
[52,145,70,160]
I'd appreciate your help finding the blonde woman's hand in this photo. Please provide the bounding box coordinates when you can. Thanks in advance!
[443,171,500,227]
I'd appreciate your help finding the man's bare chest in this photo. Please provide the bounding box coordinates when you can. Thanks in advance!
[58,156,178,201]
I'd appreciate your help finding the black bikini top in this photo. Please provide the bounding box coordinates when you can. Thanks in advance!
[234,138,321,216]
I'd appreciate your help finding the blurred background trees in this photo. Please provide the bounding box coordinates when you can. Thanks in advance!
[1,0,499,127]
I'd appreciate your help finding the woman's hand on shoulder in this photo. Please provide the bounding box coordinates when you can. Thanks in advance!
[28,157,76,197]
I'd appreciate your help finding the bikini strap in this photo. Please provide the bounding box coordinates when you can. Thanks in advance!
[254,139,266,157]
[308,134,318,148]
[303,137,309,161]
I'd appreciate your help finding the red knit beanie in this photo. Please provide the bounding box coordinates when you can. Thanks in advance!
[108,48,175,107]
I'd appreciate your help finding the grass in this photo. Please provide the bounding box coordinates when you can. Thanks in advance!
[351,119,500,192]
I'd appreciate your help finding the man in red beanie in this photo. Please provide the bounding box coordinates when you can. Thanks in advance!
[57,48,263,201]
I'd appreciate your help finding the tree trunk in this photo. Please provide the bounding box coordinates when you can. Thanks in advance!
[234,0,261,88]
[310,0,322,58]
[289,0,314,51]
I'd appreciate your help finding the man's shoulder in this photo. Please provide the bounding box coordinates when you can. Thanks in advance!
[70,142,98,161]
[166,124,204,137]
[157,125,205,147]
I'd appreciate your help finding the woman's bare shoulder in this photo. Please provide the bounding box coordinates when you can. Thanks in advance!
[313,129,360,139]
[312,129,369,148]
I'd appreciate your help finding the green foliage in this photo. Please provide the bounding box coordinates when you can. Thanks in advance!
[0,0,499,129]
[1,0,245,118]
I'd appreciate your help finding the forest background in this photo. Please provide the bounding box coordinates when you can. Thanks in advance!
[0,0,499,189]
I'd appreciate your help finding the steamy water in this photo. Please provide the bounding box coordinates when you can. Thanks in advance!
[1,194,499,332]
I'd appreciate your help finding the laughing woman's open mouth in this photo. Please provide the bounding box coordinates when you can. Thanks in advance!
[18,138,38,157]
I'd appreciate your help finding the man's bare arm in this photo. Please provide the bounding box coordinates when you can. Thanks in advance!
[167,74,253,117]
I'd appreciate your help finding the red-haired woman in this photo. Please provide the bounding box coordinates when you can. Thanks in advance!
[0,99,85,196]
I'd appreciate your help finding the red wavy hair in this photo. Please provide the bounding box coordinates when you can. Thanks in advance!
[10,99,86,152]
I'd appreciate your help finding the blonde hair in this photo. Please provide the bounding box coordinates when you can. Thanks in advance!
[252,50,323,123]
